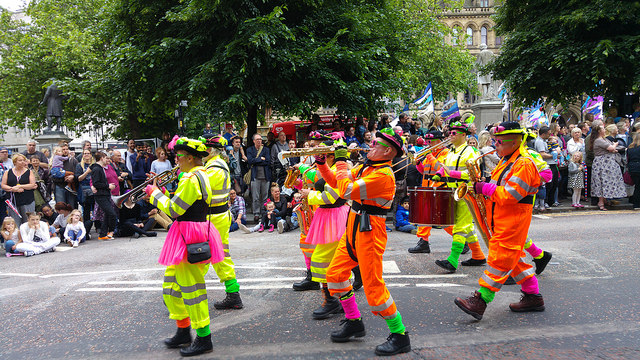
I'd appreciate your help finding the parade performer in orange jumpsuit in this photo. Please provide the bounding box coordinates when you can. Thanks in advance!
[408,130,454,253]
[317,128,411,356]
[455,122,545,320]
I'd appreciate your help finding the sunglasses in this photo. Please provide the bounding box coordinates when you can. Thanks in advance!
[372,139,390,148]
[494,138,515,145]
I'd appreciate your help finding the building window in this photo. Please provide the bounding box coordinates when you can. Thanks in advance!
[495,35,502,46]
[480,0,489,7]
[481,26,488,46]
[452,27,459,45]
[466,27,473,46]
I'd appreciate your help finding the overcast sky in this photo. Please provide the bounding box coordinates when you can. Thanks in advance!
[0,0,29,11]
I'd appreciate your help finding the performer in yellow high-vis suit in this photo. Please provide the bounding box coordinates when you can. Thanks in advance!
[201,134,243,309]
[144,137,224,357]
[432,120,486,272]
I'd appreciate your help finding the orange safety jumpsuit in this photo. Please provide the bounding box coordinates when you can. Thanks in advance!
[415,148,454,240]
[480,146,541,292]
[318,160,400,320]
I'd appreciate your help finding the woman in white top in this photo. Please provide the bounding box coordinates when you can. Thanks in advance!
[567,127,586,158]
[16,212,60,256]
[150,147,173,175]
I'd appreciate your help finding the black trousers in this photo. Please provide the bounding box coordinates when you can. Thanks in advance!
[118,218,155,237]
[545,164,559,206]
[95,195,117,236]
[631,173,640,208]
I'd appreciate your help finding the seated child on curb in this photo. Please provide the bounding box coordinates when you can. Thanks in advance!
[63,209,86,247]
[395,197,416,233]
[260,200,278,233]
[2,217,20,255]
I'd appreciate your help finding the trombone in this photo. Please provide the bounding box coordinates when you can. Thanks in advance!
[412,139,452,163]
[112,166,179,209]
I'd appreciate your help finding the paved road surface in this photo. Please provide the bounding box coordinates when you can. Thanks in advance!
[2,210,639,359]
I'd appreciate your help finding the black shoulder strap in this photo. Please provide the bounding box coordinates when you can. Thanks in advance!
[454,145,470,171]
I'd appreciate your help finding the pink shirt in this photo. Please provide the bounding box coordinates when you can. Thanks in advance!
[105,164,120,196]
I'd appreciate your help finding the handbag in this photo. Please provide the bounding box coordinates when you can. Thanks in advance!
[623,170,634,186]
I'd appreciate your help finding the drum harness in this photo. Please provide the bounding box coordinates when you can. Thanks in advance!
[345,162,391,263]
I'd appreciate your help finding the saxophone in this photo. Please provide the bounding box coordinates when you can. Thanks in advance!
[284,168,300,189]
[453,150,497,247]
[293,196,313,236]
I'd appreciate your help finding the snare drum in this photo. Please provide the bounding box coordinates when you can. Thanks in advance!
[407,187,455,226]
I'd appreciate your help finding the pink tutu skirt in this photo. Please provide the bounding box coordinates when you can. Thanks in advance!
[306,205,349,245]
[158,220,225,266]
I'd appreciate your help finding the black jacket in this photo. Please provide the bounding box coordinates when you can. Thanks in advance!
[627,146,640,174]
[90,163,111,196]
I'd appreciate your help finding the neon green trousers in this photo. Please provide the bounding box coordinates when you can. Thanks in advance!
[447,201,479,268]
[310,241,340,283]
[208,211,237,284]
[163,262,211,329]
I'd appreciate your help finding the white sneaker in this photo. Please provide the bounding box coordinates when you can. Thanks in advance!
[25,251,35,257]
[238,223,252,234]
[73,241,79,248]
[277,219,285,234]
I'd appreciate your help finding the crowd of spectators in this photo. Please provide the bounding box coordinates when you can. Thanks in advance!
[2,109,639,257]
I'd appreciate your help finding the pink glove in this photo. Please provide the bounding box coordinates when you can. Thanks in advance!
[435,167,445,177]
[448,170,463,179]
[474,182,496,197]
[540,169,552,183]
[416,161,425,174]
[144,184,156,197]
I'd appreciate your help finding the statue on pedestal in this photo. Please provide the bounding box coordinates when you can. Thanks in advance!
[476,44,497,100]
[39,82,65,133]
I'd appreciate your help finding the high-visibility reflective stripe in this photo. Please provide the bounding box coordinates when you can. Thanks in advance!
[505,184,524,201]
[310,261,331,268]
[453,230,477,239]
[329,280,351,290]
[222,243,229,251]
[321,192,332,204]
[513,268,535,282]
[356,179,367,199]
[370,296,394,312]
[444,165,467,171]
[486,266,511,278]
[300,243,315,249]
[183,293,208,306]
[508,176,538,194]
[173,196,190,212]
[180,282,207,294]
[211,188,229,195]
[164,276,177,283]
[381,310,399,320]
[311,272,326,280]
[326,187,340,199]
[481,273,503,290]
[194,172,209,203]
[370,197,393,208]
[163,288,182,298]
[303,252,313,258]
[490,179,498,185]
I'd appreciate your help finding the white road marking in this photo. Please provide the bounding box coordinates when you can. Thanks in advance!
[384,274,467,279]
[382,260,401,273]
[53,247,73,252]
[0,273,40,277]
[416,283,462,287]
[39,268,165,278]
[234,265,306,271]
[532,214,551,219]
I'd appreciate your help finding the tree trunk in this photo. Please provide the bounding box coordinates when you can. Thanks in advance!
[246,104,258,147]
[127,96,139,138]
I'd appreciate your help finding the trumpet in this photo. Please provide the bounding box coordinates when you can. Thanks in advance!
[278,147,370,161]
[112,166,179,209]
[413,139,452,163]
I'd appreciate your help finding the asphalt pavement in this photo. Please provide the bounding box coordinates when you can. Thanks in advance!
[1,208,640,360]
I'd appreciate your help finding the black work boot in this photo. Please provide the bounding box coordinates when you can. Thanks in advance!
[179,334,213,357]
[454,291,487,320]
[435,259,457,273]
[509,291,545,312]
[533,251,553,275]
[213,292,244,310]
[352,266,363,292]
[293,269,320,291]
[312,286,343,320]
[330,318,366,342]
[461,243,470,255]
[408,239,430,253]
[164,326,192,348]
[461,258,487,266]
[374,332,411,356]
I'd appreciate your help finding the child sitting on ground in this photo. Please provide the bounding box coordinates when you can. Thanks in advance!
[395,197,416,233]
[63,209,86,247]
[2,217,20,256]
[260,200,278,233]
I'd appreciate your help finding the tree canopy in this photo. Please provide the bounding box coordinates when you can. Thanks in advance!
[1,0,477,139]
[491,0,640,107]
